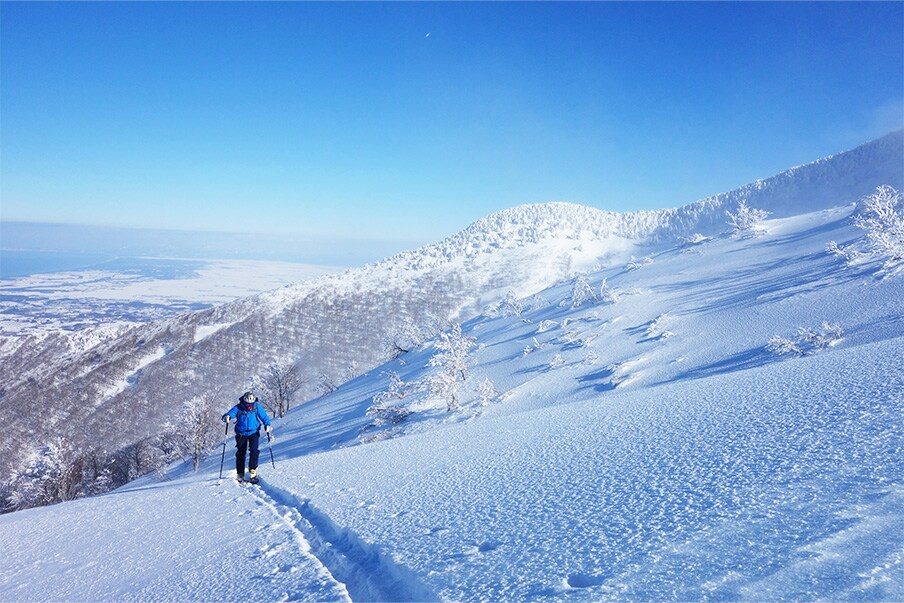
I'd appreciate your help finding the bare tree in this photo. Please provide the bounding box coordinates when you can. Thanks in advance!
[252,359,305,418]
[183,389,223,471]
[386,322,432,359]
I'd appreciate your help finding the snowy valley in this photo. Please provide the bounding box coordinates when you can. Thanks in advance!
[0,131,902,601]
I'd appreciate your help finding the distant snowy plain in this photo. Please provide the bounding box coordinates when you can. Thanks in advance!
[0,256,340,337]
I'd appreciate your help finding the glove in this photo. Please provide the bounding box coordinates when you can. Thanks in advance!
[264,425,271,433]
[221,414,231,423]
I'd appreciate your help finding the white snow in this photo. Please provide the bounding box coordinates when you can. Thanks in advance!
[0,131,902,602]
[102,346,167,400]
[194,321,238,343]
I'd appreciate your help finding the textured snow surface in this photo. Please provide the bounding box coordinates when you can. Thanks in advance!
[0,478,349,602]
[271,338,903,601]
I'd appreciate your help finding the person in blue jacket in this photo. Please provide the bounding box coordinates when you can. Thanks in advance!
[222,391,272,483]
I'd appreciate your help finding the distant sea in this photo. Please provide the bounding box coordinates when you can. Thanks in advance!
[0,249,205,280]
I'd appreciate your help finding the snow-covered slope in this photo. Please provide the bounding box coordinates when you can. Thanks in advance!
[1,131,902,600]
[2,204,901,601]
[2,132,901,493]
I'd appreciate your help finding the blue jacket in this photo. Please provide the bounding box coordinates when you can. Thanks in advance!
[225,401,272,436]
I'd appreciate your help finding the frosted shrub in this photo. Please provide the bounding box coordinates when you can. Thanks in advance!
[826,240,863,263]
[828,186,904,275]
[645,314,674,340]
[360,372,412,442]
[599,278,620,304]
[529,294,549,311]
[765,336,801,356]
[625,256,653,271]
[498,291,524,318]
[725,200,770,237]
[559,329,581,345]
[565,276,597,307]
[766,322,843,356]
[537,320,559,333]
[476,377,500,407]
[798,323,844,350]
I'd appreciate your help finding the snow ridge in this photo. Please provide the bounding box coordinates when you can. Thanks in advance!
[355,130,904,271]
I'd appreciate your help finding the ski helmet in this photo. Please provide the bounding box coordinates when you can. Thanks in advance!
[241,391,256,404]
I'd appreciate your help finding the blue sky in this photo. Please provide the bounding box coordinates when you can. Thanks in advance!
[2,2,902,245]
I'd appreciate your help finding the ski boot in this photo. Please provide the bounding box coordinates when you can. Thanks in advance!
[248,469,259,485]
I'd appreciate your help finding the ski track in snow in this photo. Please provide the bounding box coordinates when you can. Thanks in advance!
[241,478,437,602]
[232,480,352,603]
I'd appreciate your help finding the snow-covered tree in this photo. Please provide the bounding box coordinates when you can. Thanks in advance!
[430,323,476,381]
[386,322,432,358]
[425,323,476,411]
[476,377,500,407]
[725,200,770,237]
[829,186,904,275]
[855,185,904,266]
[498,291,524,318]
[424,368,462,412]
[365,371,412,427]
[565,276,597,307]
[80,448,113,496]
[7,438,81,510]
[252,358,305,418]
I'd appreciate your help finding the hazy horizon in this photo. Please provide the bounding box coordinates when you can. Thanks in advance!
[0,220,420,269]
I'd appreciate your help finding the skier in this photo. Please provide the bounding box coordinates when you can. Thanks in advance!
[222,391,272,484]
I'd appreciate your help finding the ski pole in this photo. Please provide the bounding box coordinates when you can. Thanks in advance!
[218,420,230,480]
[265,429,276,470]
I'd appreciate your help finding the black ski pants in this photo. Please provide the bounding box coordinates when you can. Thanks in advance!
[235,431,260,475]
